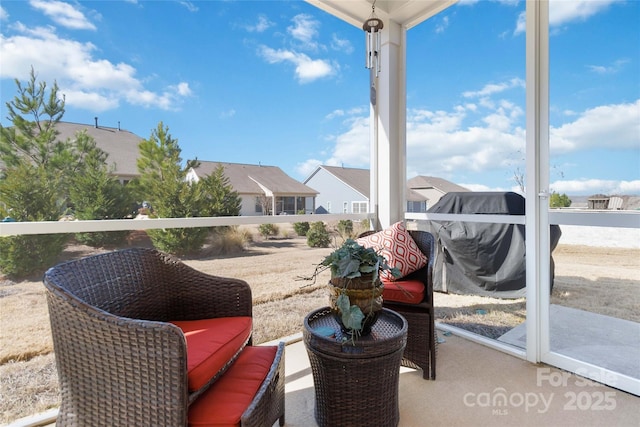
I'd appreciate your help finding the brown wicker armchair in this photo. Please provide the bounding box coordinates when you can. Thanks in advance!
[43,248,253,427]
[359,229,437,379]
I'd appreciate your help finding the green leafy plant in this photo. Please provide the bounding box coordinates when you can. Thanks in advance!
[306,221,330,247]
[303,239,401,335]
[293,221,310,236]
[258,223,279,239]
[318,239,400,284]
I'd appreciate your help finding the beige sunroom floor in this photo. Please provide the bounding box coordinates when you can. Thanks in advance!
[12,330,639,427]
[280,331,639,427]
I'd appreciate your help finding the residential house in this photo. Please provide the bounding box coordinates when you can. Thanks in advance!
[408,175,470,209]
[52,120,142,184]
[304,165,428,214]
[187,161,317,216]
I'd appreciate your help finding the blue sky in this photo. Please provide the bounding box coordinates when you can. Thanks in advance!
[1,0,638,196]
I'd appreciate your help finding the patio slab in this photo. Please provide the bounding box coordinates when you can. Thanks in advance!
[498,304,640,379]
[278,329,639,427]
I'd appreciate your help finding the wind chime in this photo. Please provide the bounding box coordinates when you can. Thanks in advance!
[363,1,383,105]
[363,0,383,77]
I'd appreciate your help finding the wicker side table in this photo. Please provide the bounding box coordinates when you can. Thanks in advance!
[303,307,408,427]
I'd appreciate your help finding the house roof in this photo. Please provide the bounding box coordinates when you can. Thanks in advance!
[1,121,143,178]
[307,165,427,201]
[54,121,142,178]
[314,165,371,198]
[408,175,470,194]
[192,161,318,196]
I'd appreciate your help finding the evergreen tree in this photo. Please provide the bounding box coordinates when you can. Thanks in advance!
[137,122,240,255]
[68,131,134,247]
[0,69,69,277]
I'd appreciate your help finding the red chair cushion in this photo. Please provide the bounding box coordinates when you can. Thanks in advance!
[188,346,277,427]
[171,317,252,392]
[382,279,425,304]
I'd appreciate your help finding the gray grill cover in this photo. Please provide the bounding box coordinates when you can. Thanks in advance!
[427,192,561,298]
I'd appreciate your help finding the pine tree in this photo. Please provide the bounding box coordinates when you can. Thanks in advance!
[137,122,240,255]
[68,131,134,247]
[0,69,69,276]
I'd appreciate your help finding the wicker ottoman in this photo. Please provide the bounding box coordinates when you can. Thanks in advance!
[303,307,407,427]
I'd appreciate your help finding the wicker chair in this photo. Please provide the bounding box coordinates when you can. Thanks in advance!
[43,247,253,427]
[359,229,437,379]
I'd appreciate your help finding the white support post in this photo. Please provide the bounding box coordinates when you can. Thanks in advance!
[372,20,406,229]
[525,0,550,363]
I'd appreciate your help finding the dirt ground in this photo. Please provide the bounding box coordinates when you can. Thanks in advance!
[1,226,638,424]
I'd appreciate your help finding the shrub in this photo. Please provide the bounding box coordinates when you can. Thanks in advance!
[307,221,331,248]
[293,221,310,236]
[550,192,572,208]
[336,220,354,240]
[258,223,279,240]
[208,227,250,255]
[0,234,68,278]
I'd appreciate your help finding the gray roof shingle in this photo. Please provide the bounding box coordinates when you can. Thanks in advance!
[192,161,318,196]
[408,175,470,193]
[53,121,142,178]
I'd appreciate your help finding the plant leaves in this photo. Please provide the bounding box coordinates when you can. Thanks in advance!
[336,294,364,331]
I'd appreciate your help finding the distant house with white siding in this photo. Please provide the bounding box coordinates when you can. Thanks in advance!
[408,175,470,209]
[303,165,428,214]
[187,161,317,216]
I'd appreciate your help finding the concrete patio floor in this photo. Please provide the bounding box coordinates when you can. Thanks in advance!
[10,329,639,427]
[278,331,639,427]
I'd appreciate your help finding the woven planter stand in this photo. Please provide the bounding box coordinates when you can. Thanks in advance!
[329,274,384,335]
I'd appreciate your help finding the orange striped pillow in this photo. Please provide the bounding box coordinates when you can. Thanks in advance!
[356,221,427,281]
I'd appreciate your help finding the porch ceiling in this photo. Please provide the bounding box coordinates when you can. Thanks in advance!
[306,0,458,30]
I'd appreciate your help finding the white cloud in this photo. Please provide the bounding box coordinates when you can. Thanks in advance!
[331,34,353,54]
[515,0,621,35]
[60,89,119,112]
[288,14,320,49]
[312,75,638,195]
[550,179,640,195]
[549,0,620,27]
[172,82,192,96]
[435,16,450,34]
[219,109,236,119]
[463,78,524,98]
[325,116,371,168]
[29,0,96,30]
[295,158,323,178]
[325,109,345,120]
[587,58,629,75]
[1,6,8,21]
[551,100,640,153]
[0,24,191,111]
[178,1,198,13]
[258,46,335,83]
[245,15,274,33]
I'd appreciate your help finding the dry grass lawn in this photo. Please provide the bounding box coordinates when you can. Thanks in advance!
[1,225,638,424]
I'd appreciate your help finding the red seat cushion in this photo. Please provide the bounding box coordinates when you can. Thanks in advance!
[382,279,425,304]
[171,317,252,392]
[188,346,277,427]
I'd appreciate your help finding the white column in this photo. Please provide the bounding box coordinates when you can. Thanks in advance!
[371,20,406,229]
[525,0,550,363]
